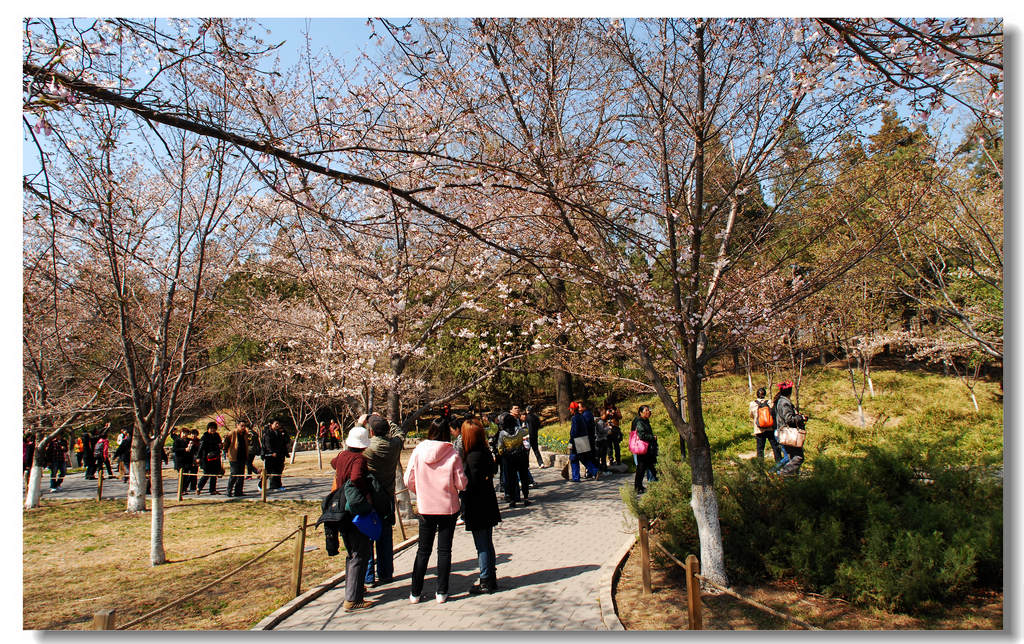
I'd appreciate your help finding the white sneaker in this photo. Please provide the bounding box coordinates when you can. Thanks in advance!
[409,594,421,604]
[435,593,448,604]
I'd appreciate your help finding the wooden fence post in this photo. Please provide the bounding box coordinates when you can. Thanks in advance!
[97,469,104,501]
[291,515,308,597]
[177,472,184,501]
[394,491,407,541]
[261,469,267,503]
[639,513,652,595]
[92,608,115,630]
[685,554,703,630]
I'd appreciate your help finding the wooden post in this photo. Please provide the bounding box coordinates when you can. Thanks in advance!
[97,469,104,501]
[261,469,267,503]
[394,491,407,541]
[291,515,308,597]
[176,472,184,501]
[685,554,703,630]
[639,513,652,595]
[92,608,115,630]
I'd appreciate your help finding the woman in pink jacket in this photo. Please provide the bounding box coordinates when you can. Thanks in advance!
[404,417,468,604]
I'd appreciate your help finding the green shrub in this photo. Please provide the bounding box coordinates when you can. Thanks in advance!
[639,442,1002,613]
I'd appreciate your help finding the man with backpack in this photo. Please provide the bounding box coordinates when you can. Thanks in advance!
[749,387,783,461]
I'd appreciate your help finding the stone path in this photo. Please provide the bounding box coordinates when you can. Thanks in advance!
[272,464,637,631]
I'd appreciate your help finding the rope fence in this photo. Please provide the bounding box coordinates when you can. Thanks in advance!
[88,514,311,631]
[637,513,823,631]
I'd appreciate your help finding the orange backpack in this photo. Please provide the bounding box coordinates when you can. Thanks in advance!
[755,400,775,429]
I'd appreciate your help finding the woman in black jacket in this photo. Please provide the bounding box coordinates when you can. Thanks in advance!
[460,418,502,594]
[772,381,807,476]
[632,405,658,494]
[196,422,224,495]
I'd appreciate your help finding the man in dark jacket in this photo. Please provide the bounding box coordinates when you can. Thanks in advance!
[362,414,402,586]
[525,405,543,468]
[262,421,287,490]
[47,434,68,491]
[82,430,97,480]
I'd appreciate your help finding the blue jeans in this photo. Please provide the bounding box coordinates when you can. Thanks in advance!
[49,459,66,488]
[364,529,395,583]
[771,446,791,473]
[472,526,496,581]
[569,452,599,481]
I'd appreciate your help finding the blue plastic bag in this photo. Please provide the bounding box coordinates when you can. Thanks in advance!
[352,510,383,541]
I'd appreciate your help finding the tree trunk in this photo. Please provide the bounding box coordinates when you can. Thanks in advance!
[389,354,406,424]
[858,403,866,429]
[126,435,147,512]
[150,445,166,565]
[684,367,728,587]
[554,365,573,422]
[732,347,741,374]
[970,391,979,412]
[745,350,753,394]
[394,460,413,518]
[24,464,44,509]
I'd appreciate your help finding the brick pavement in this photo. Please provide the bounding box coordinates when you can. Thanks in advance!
[271,464,637,631]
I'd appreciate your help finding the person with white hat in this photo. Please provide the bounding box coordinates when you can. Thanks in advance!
[330,425,376,612]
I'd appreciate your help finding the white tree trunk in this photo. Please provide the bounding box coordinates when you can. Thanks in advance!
[394,460,413,517]
[970,391,979,412]
[24,465,44,509]
[691,483,728,587]
[867,372,875,398]
[126,458,147,511]
[745,355,753,394]
[150,447,166,565]
[858,404,866,429]
[151,493,166,565]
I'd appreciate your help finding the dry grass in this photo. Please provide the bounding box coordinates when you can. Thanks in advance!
[615,544,1003,630]
[24,445,420,631]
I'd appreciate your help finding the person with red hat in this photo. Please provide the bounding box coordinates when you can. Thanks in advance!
[772,380,808,475]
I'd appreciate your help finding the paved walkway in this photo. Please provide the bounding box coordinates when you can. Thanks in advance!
[273,464,637,631]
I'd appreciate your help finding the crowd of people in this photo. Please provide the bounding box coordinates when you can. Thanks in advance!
[322,398,655,612]
[23,417,301,496]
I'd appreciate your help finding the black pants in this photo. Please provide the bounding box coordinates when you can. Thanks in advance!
[609,432,622,464]
[634,452,658,492]
[529,429,543,466]
[198,469,219,493]
[96,457,113,476]
[227,461,245,496]
[756,431,783,461]
[411,513,458,597]
[340,520,371,602]
[179,457,196,491]
[265,455,283,489]
[595,440,609,469]
[502,453,530,502]
[246,453,258,474]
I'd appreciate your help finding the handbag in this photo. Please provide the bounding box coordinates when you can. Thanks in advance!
[628,429,649,456]
[776,426,806,448]
[353,510,383,541]
[572,435,591,453]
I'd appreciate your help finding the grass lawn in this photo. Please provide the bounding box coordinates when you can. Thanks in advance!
[540,364,1003,466]
[23,447,420,631]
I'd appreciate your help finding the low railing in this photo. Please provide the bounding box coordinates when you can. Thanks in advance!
[637,513,822,631]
